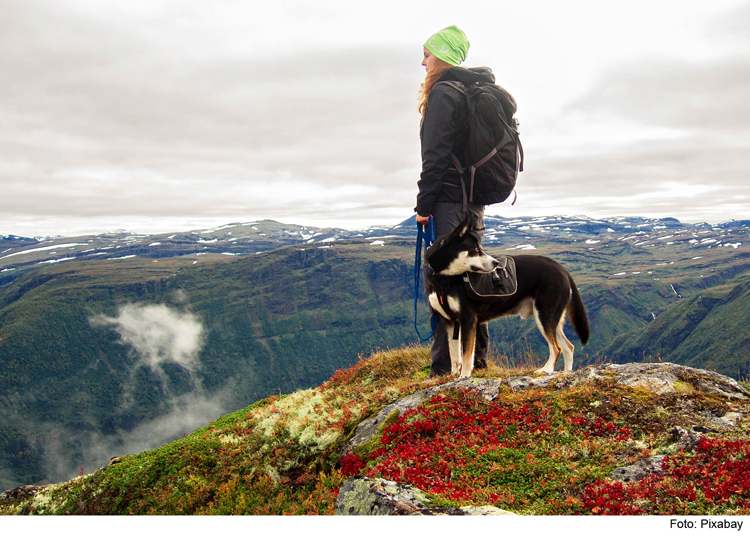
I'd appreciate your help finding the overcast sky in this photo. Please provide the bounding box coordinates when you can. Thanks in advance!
[2,0,749,236]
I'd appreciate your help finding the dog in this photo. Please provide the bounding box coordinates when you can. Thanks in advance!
[424,214,590,378]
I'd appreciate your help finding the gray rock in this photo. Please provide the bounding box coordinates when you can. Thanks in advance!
[610,455,666,483]
[505,362,749,400]
[600,362,748,399]
[670,425,705,450]
[457,505,516,516]
[690,425,719,434]
[505,374,559,390]
[335,478,432,515]
[334,477,515,516]
[710,411,744,428]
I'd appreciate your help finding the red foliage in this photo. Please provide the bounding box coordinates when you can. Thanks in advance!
[359,393,633,507]
[567,415,632,441]
[336,388,750,515]
[580,436,750,515]
[339,454,366,477]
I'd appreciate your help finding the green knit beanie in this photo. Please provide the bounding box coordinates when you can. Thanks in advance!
[424,25,470,66]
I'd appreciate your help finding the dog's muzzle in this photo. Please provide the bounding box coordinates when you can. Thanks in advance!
[470,257,500,273]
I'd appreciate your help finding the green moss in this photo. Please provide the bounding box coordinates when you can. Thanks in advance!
[352,409,401,460]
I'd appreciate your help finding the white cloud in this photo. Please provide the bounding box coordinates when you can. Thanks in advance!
[28,301,224,485]
[90,303,204,371]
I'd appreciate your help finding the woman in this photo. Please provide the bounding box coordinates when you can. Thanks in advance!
[415,25,496,376]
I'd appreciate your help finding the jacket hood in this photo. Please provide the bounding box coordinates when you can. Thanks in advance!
[438,66,495,86]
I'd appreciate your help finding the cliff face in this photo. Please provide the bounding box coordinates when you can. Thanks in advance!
[1,347,749,515]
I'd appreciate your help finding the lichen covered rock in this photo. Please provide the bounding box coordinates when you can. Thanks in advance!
[334,477,515,516]
[504,362,749,400]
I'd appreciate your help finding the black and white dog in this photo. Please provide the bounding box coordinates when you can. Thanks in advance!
[424,214,590,378]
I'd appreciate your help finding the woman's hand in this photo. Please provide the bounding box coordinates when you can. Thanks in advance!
[416,214,431,226]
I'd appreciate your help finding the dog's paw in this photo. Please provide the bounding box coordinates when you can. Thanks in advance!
[534,368,555,376]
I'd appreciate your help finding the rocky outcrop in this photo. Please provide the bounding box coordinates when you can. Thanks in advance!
[610,455,667,483]
[335,361,748,516]
[505,362,749,400]
[334,478,515,516]
[0,485,46,501]
[344,362,747,458]
[707,411,743,428]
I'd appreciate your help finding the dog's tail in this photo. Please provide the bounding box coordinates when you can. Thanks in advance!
[567,274,590,345]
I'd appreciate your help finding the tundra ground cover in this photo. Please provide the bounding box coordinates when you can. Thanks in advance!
[359,388,631,513]
[1,346,748,515]
[580,436,750,515]
[344,383,750,515]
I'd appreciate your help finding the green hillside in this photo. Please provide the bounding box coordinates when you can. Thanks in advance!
[606,278,750,377]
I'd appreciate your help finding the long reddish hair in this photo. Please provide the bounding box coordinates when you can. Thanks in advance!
[418,58,453,115]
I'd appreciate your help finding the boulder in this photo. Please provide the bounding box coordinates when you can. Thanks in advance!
[0,485,46,501]
[334,477,514,516]
[610,455,667,483]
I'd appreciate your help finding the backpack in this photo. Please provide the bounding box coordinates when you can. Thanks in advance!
[464,255,517,302]
[444,81,524,210]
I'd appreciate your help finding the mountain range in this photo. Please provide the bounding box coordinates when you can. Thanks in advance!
[1,214,749,491]
[4,215,749,280]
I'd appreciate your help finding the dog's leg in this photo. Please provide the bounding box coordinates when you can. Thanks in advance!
[445,321,461,375]
[533,310,562,375]
[558,324,575,372]
[461,323,477,378]
[460,318,478,378]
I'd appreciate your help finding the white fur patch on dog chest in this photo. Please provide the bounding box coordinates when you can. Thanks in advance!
[428,293,460,320]
[428,293,450,319]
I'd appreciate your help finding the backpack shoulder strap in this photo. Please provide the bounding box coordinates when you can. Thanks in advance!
[432,80,468,99]
[435,81,472,212]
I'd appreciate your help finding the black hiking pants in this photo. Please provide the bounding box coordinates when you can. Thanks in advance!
[428,202,490,377]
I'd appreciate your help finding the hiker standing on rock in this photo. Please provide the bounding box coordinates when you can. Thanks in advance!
[415,26,494,377]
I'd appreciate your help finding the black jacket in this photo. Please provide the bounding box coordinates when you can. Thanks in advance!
[415,67,496,217]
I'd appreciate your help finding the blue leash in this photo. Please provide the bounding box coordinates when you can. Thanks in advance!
[414,217,438,341]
